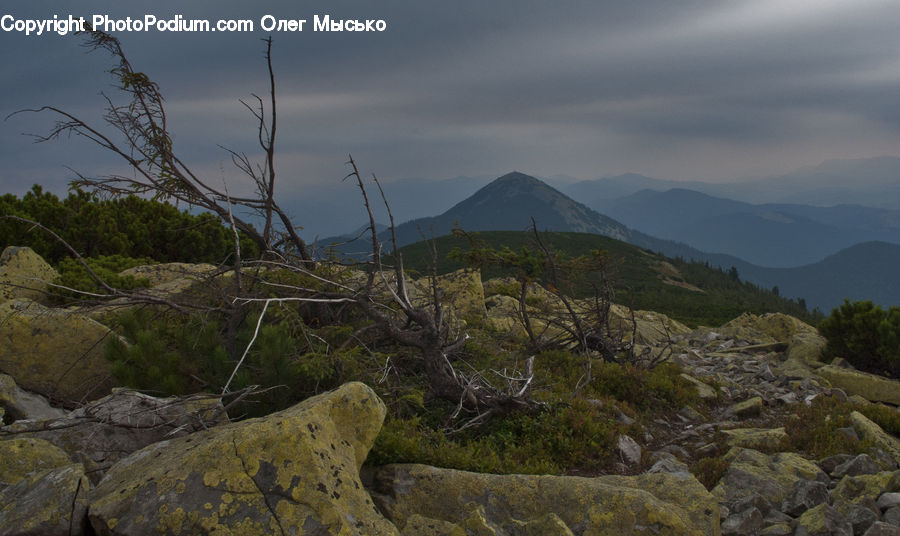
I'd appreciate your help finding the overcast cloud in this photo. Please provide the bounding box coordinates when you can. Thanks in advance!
[3,0,900,197]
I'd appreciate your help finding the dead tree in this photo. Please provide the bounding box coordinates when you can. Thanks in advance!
[10,28,312,266]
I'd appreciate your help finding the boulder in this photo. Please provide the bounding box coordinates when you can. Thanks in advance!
[816,366,900,406]
[680,373,719,401]
[730,396,764,418]
[372,463,720,536]
[721,428,787,451]
[88,382,398,535]
[5,389,228,483]
[786,332,828,365]
[781,480,829,517]
[851,412,900,466]
[413,269,486,324]
[830,471,900,514]
[0,438,90,536]
[0,299,115,404]
[793,503,853,536]
[0,437,73,487]
[719,313,817,344]
[0,246,58,304]
[864,522,900,536]
[117,262,217,287]
[713,448,827,506]
[0,373,66,422]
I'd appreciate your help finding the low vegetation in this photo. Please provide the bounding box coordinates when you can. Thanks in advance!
[400,230,817,327]
[819,299,900,378]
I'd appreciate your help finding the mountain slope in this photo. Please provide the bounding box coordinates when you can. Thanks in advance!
[592,188,900,267]
[331,172,638,250]
[398,230,814,327]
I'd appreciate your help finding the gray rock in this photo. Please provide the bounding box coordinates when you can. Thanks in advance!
[794,503,853,536]
[647,457,691,477]
[617,434,641,465]
[782,479,829,517]
[846,504,879,535]
[722,507,763,536]
[732,492,773,517]
[835,454,882,479]
[883,507,900,526]
[864,522,900,535]
[878,494,900,512]
[821,454,855,475]
[731,396,764,418]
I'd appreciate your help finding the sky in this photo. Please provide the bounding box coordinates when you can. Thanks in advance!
[3,0,900,199]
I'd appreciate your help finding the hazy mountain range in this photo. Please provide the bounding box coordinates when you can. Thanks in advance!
[321,165,900,311]
[591,189,900,267]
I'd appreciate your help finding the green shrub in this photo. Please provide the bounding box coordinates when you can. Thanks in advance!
[104,307,366,417]
[53,254,153,300]
[782,396,867,459]
[819,300,900,378]
[370,398,619,474]
[690,457,729,490]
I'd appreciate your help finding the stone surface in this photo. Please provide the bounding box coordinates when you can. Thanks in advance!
[419,269,487,324]
[730,396,764,418]
[617,434,642,465]
[0,464,91,536]
[878,493,900,511]
[373,464,720,536]
[0,299,115,404]
[851,412,900,466]
[0,437,73,487]
[846,504,879,535]
[88,382,398,535]
[781,479,829,517]
[721,507,763,536]
[794,503,853,536]
[0,437,90,536]
[713,448,826,506]
[0,372,66,422]
[6,388,227,483]
[0,246,59,304]
[680,373,719,400]
[834,454,883,479]
[721,428,787,451]
[817,366,900,405]
[864,522,900,536]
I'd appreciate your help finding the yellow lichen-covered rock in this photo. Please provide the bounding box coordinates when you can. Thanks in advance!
[720,428,788,451]
[0,246,59,304]
[88,382,399,536]
[712,448,826,505]
[118,262,217,287]
[607,304,691,345]
[830,470,900,513]
[850,411,900,465]
[0,299,115,404]
[816,366,900,405]
[0,463,91,535]
[0,437,90,535]
[786,332,828,365]
[719,313,817,344]
[372,464,720,536]
[0,437,74,487]
[400,514,466,536]
[413,269,486,324]
[680,374,719,401]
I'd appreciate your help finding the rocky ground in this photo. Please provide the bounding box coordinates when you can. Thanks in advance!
[1,245,899,535]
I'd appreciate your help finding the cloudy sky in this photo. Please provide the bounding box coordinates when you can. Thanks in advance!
[3,0,900,198]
